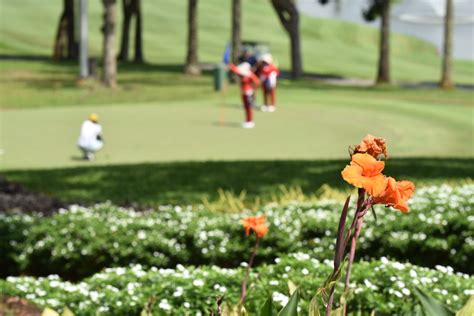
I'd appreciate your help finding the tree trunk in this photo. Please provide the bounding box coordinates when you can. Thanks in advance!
[184,0,201,75]
[440,0,454,89]
[270,0,303,78]
[376,0,390,84]
[133,0,144,63]
[118,0,133,61]
[231,0,241,64]
[102,0,117,87]
[53,0,77,61]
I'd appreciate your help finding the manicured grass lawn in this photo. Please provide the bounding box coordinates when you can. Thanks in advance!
[1,81,472,170]
[3,158,473,206]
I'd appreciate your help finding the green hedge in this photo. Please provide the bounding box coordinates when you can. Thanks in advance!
[2,256,472,315]
[1,184,473,280]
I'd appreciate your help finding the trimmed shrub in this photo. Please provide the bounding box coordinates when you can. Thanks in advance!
[1,184,473,279]
[2,256,472,315]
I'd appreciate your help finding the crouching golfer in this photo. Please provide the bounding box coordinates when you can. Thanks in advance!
[228,62,260,129]
[77,113,104,161]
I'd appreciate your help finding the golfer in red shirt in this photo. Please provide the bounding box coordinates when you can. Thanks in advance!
[258,53,280,112]
[229,62,260,129]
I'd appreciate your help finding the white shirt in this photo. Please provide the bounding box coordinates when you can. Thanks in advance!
[77,120,102,149]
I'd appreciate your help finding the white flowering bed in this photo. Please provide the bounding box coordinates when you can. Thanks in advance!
[2,255,472,315]
[1,184,473,280]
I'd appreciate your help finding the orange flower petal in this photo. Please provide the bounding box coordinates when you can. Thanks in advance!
[342,154,386,195]
[362,174,388,197]
[253,223,269,238]
[355,134,388,159]
[373,177,415,212]
[352,153,385,177]
[341,165,364,188]
[397,181,415,200]
[242,216,268,238]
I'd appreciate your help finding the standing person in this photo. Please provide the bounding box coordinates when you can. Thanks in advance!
[258,53,280,112]
[228,62,260,128]
[77,113,104,160]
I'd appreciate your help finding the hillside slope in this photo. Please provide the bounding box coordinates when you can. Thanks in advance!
[0,0,472,83]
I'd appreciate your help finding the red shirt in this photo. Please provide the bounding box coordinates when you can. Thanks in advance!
[260,63,280,79]
[229,64,260,94]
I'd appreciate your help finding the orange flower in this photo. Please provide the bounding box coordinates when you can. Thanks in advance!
[354,134,388,159]
[373,177,415,212]
[242,216,268,238]
[341,153,387,196]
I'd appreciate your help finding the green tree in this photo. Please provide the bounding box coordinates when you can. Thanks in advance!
[118,0,144,63]
[440,0,454,89]
[102,0,118,87]
[231,0,242,64]
[270,0,303,78]
[53,0,78,61]
[184,0,201,75]
[364,0,392,84]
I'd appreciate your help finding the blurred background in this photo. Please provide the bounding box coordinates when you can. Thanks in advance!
[0,0,472,207]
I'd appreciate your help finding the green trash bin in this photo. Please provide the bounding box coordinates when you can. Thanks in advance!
[213,63,226,91]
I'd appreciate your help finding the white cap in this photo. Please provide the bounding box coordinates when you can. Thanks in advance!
[260,53,273,64]
[237,62,251,76]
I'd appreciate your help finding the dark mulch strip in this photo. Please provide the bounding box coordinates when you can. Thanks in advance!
[0,296,42,316]
[0,177,64,215]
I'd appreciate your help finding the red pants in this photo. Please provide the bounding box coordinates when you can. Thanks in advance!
[263,86,276,106]
[242,94,253,122]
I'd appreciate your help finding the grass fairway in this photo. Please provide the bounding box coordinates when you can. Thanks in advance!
[1,83,473,170]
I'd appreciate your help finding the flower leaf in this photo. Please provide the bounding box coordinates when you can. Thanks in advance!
[278,289,299,316]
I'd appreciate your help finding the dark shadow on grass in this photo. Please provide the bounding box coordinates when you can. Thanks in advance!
[2,158,473,207]
[0,54,50,61]
[211,121,241,128]
[400,81,474,91]
[118,62,215,76]
[70,156,87,162]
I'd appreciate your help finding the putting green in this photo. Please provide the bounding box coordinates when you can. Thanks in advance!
[1,89,472,170]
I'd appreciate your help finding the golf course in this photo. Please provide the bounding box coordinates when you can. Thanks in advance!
[1,0,473,204]
[1,0,474,315]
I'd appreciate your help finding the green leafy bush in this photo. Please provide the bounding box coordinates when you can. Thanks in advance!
[1,184,472,280]
[2,256,472,315]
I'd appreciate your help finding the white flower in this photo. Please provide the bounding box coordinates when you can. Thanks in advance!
[402,288,411,296]
[159,299,172,311]
[35,288,46,297]
[184,302,191,309]
[302,268,309,275]
[173,287,183,297]
[89,291,99,302]
[269,280,279,286]
[46,299,60,307]
[272,291,289,306]
[137,230,147,240]
[193,279,205,287]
